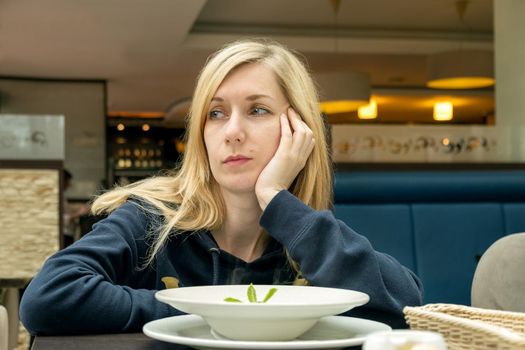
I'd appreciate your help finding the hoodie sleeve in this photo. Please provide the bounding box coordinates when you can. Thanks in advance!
[260,190,423,329]
[19,201,179,335]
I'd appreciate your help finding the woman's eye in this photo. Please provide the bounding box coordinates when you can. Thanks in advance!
[251,107,270,116]
[208,110,224,119]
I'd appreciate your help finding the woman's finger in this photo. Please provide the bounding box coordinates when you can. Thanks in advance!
[279,113,292,149]
[287,108,314,154]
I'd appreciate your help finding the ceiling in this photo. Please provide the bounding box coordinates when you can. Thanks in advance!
[0,0,494,124]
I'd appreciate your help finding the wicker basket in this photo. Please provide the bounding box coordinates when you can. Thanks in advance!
[404,304,525,350]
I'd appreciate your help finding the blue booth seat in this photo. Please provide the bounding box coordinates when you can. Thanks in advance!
[333,170,525,305]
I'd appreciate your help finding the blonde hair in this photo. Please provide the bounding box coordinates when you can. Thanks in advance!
[92,39,333,265]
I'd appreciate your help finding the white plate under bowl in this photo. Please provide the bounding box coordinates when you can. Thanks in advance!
[155,285,370,341]
[143,314,392,350]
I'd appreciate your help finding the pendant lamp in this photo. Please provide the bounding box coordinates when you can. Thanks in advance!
[426,50,494,89]
[426,1,494,90]
[163,97,191,128]
[316,72,371,114]
[316,1,371,114]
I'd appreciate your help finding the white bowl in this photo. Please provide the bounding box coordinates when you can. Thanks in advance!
[155,284,369,341]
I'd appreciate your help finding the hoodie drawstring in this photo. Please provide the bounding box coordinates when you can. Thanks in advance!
[209,248,220,285]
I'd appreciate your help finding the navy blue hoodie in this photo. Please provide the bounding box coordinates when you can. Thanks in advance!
[20,190,423,334]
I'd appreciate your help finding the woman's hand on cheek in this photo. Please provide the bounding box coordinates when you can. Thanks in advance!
[255,108,315,210]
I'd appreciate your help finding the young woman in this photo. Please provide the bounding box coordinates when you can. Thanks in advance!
[20,39,422,335]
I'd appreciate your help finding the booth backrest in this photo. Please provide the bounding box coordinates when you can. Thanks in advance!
[333,170,525,305]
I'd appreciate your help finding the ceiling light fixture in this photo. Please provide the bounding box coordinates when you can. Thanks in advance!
[433,101,454,121]
[357,98,378,119]
[426,0,494,90]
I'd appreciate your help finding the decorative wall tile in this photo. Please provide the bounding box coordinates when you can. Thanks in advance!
[0,169,59,281]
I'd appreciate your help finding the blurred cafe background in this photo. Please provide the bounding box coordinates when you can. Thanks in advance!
[1,0,525,349]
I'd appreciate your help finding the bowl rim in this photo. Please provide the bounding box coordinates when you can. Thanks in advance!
[155,284,370,308]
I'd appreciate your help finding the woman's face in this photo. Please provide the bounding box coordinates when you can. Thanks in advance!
[203,63,289,195]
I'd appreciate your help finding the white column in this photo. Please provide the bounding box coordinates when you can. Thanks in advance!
[494,0,525,160]
[4,288,19,350]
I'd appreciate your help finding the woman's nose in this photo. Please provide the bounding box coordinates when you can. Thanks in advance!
[224,113,246,144]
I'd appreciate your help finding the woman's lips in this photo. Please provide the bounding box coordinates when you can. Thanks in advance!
[224,155,251,165]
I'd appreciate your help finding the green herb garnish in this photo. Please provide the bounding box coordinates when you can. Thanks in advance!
[223,297,242,303]
[247,283,257,302]
[224,283,278,303]
[262,287,278,302]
